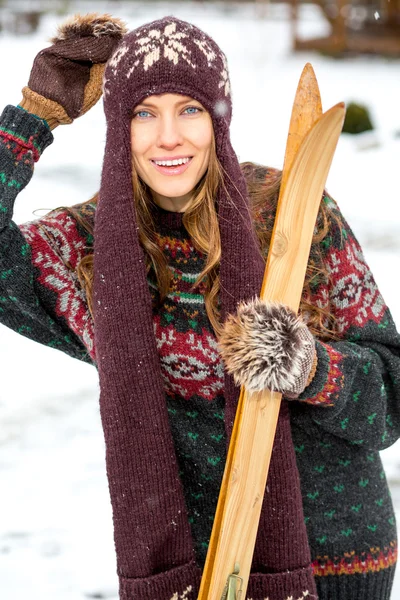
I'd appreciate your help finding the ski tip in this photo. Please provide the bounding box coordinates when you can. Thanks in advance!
[296,64,322,112]
[324,102,346,119]
[302,62,315,76]
[314,102,346,139]
[299,63,319,87]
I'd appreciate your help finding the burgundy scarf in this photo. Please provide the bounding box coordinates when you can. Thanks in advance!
[93,16,317,600]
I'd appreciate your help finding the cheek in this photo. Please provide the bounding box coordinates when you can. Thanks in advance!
[191,135,213,170]
[130,137,144,160]
[200,133,212,154]
[198,123,213,152]
[199,132,212,170]
[186,116,213,153]
[131,141,150,182]
[192,125,212,180]
[130,125,151,164]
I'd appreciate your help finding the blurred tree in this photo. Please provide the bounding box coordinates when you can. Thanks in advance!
[291,0,400,56]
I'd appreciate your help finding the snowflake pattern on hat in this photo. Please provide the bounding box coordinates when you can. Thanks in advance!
[218,52,230,96]
[105,19,231,98]
[130,22,198,73]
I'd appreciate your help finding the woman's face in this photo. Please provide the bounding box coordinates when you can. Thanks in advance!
[130,93,213,213]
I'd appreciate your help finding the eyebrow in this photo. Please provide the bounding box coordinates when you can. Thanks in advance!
[136,97,198,109]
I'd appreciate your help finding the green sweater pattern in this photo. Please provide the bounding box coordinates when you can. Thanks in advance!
[1,106,399,600]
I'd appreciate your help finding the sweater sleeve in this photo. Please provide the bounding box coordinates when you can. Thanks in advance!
[292,194,400,450]
[0,105,94,364]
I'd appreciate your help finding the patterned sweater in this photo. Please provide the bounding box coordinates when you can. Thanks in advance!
[1,105,399,600]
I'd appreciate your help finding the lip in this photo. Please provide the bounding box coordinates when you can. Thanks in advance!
[151,157,193,176]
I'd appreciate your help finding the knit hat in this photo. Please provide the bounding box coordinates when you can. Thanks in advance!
[93,17,317,600]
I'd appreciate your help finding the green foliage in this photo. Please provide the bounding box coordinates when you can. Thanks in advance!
[342,102,374,134]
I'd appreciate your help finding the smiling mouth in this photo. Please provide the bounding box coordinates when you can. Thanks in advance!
[151,157,193,167]
[152,156,193,167]
[150,157,193,175]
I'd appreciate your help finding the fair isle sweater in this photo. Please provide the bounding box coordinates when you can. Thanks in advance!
[1,106,399,600]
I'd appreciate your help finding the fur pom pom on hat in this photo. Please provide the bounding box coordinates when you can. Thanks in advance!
[92,16,317,599]
[49,12,128,44]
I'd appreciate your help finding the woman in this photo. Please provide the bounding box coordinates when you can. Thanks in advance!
[1,13,399,600]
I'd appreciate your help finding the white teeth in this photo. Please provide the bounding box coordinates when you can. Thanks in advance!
[154,157,191,166]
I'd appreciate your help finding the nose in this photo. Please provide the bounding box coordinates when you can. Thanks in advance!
[156,115,184,150]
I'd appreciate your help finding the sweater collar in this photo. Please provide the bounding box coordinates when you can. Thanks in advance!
[151,201,185,231]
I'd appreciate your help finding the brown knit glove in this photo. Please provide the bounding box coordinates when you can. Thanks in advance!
[19,13,127,129]
[217,298,317,396]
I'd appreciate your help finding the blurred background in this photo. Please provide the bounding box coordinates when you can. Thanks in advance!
[0,1,399,599]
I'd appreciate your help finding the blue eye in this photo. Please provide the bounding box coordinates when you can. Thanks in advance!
[184,106,201,115]
[134,110,151,119]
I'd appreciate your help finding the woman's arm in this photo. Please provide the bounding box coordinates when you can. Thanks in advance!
[292,194,400,450]
[0,14,126,365]
[0,105,94,364]
[242,162,400,450]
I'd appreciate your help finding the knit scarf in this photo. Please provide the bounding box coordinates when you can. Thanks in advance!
[92,16,317,600]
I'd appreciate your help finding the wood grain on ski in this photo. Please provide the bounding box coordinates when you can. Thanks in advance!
[280,63,322,194]
[198,65,345,600]
[198,63,322,600]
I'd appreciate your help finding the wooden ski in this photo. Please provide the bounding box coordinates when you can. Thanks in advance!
[198,64,345,600]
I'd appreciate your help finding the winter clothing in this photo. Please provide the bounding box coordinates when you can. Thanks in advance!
[1,104,399,600]
[0,14,399,600]
[218,298,317,395]
[20,13,127,129]
[94,15,314,600]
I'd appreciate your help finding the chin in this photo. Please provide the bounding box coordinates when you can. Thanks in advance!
[154,182,196,199]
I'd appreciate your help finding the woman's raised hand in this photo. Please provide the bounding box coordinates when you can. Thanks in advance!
[19,13,127,129]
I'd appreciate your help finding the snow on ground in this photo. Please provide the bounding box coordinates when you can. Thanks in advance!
[0,1,399,598]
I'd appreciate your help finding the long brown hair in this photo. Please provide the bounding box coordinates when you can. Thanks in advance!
[54,156,340,342]
[242,162,340,340]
